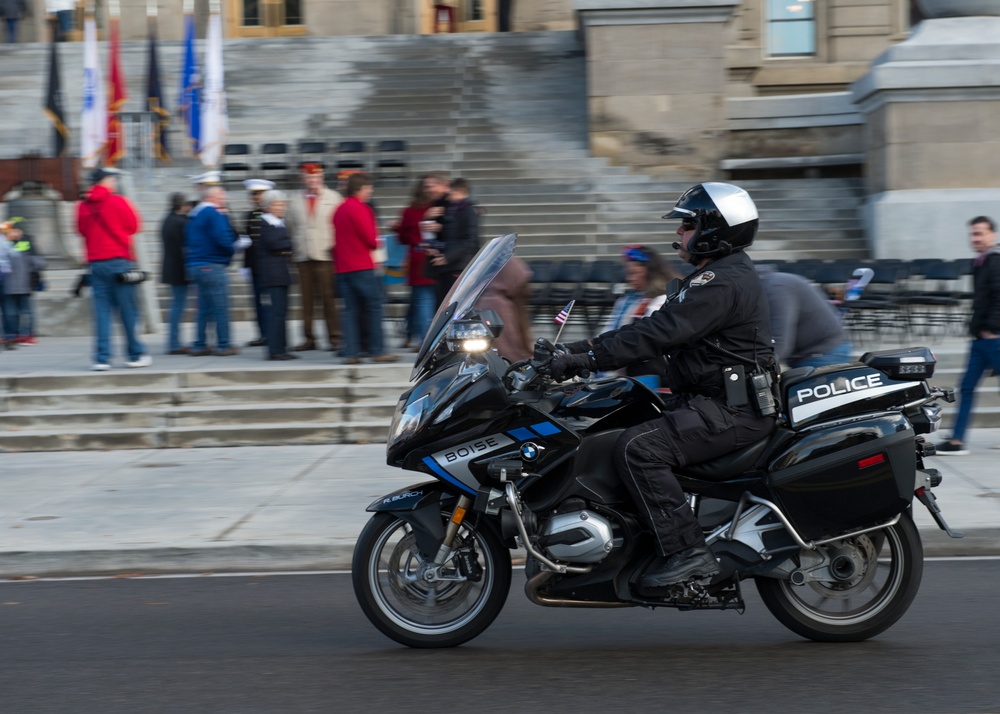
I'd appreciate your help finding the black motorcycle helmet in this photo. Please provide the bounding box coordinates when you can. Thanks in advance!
[665,182,759,264]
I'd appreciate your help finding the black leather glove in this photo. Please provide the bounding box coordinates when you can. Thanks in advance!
[557,339,592,355]
[550,351,596,382]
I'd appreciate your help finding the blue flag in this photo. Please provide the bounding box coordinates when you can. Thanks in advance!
[179,13,200,156]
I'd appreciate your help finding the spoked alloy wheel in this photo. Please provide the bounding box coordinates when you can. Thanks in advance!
[352,512,511,648]
[755,511,923,642]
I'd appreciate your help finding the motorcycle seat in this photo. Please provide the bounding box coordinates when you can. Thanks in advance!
[679,438,772,481]
[777,366,816,392]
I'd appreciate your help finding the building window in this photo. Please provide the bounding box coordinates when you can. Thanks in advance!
[767,0,816,57]
[284,0,302,25]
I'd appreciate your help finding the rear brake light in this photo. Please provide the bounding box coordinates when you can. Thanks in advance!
[858,454,886,469]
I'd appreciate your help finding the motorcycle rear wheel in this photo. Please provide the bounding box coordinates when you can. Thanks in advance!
[352,512,512,648]
[755,511,923,642]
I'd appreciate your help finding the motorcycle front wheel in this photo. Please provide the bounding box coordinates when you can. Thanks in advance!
[755,511,923,642]
[352,512,512,648]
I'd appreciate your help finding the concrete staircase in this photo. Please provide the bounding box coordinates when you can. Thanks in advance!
[0,334,988,453]
[0,362,408,452]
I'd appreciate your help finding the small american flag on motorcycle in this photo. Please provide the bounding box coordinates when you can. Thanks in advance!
[554,300,575,325]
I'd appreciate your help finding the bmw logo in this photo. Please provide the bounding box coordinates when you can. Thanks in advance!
[520,443,541,462]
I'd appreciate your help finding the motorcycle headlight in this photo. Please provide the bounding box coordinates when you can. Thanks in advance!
[388,394,432,448]
[446,320,493,353]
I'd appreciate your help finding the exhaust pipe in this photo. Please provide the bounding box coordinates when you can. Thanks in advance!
[524,570,633,608]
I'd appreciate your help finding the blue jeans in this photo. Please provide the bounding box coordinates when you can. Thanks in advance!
[167,283,190,351]
[188,263,231,351]
[3,293,33,337]
[791,341,855,369]
[90,258,144,364]
[341,270,385,358]
[409,284,436,343]
[951,336,1000,443]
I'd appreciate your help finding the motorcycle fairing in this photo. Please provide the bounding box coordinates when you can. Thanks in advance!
[366,481,460,559]
[783,364,925,429]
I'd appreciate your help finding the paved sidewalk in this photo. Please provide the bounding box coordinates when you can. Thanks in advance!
[0,329,997,577]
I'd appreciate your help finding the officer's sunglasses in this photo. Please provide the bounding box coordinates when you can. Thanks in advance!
[680,220,698,232]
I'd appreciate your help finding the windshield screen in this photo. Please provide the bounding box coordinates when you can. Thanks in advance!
[410,233,517,380]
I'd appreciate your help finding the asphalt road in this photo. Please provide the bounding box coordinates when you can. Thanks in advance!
[3,561,999,714]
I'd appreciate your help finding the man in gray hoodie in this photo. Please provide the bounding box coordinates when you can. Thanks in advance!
[756,265,852,369]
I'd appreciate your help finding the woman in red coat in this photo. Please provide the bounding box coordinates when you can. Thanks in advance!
[392,177,437,348]
[332,173,398,364]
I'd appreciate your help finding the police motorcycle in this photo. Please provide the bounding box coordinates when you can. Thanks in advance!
[352,232,962,648]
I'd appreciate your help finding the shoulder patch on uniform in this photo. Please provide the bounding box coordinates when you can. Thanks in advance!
[689,271,715,287]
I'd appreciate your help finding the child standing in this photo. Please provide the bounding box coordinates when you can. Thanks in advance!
[2,221,45,346]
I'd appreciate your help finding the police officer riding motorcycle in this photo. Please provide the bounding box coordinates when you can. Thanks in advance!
[551,183,779,593]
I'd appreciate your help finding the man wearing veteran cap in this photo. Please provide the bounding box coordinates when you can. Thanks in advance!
[242,178,275,347]
[287,162,342,352]
[75,167,150,371]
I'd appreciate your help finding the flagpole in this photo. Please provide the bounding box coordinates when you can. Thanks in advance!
[180,0,200,159]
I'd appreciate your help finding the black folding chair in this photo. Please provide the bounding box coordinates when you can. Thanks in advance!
[335,141,368,171]
[374,140,409,182]
[259,142,291,185]
[221,143,252,182]
[297,139,328,169]
[578,259,623,334]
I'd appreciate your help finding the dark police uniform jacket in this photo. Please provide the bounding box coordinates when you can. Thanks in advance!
[590,251,775,403]
[243,207,264,275]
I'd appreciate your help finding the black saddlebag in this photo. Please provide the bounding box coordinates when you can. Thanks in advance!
[765,412,915,541]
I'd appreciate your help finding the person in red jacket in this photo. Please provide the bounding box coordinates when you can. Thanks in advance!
[75,167,150,371]
[332,173,398,364]
[390,176,436,349]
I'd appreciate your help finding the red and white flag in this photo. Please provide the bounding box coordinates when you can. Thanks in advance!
[106,15,127,166]
[554,300,575,325]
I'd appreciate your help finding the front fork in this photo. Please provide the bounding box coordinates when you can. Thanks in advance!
[432,495,474,566]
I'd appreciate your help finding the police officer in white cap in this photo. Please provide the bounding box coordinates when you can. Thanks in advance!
[242,178,276,347]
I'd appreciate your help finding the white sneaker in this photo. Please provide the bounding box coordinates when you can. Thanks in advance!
[91,363,111,372]
[125,354,152,368]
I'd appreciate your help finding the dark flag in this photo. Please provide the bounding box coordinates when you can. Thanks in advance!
[146,23,171,163]
[43,36,69,157]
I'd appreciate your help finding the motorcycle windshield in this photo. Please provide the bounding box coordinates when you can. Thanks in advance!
[411,233,517,381]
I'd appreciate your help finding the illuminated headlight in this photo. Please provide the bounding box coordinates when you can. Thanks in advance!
[388,394,431,447]
[446,321,493,353]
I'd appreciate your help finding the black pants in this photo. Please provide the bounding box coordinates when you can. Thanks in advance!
[265,286,289,357]
[613,395,775,558]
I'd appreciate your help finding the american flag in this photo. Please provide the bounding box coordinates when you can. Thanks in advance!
[554,300,575,325]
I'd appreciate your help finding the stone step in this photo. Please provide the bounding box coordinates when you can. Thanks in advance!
[0,364,411,393]
[0,420,392,452]
[0,402,396,431]
[0,382,408,411]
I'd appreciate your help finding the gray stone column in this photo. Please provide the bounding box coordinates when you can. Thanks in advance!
[853,5,1000,258]
[575,0,738,179]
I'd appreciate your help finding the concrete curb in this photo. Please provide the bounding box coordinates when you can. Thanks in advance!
[1,528,995,579]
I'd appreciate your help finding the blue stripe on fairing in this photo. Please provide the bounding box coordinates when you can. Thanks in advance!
[531,422,560,436]
[508,427,534,441]
[421,456,476,495]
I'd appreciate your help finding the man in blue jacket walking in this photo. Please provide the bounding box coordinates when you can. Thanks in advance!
[185,185,239,356]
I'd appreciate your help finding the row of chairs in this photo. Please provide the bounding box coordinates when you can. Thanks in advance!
[522,256,973,342]
[221,139,409,184]
[766,258,973,341]
[526,259,628,335]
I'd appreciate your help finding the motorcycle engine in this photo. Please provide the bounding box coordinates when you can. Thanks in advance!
[537,505,615,564]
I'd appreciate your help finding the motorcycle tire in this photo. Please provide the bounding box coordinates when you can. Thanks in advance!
[755,510,923,643]
[352,512,512,648]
